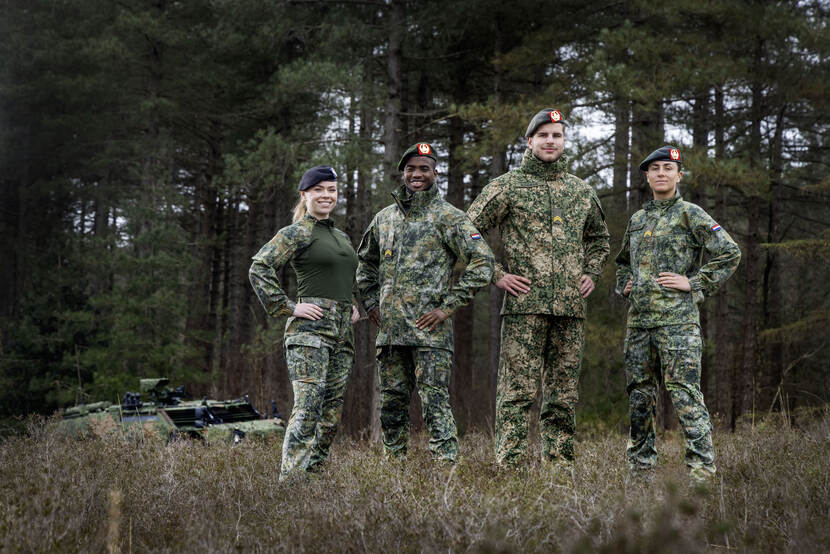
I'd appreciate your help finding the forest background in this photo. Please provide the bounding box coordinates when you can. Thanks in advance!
[1,0,828,438]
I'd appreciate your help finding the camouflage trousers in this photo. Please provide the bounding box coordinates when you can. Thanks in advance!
[625,324,716,475]
[496,315,584,467]
[281,297,354,478]
[377,346,458,463]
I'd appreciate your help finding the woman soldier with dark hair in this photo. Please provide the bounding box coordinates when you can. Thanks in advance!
[249,165,359,480]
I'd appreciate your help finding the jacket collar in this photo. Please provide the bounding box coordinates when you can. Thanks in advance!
[519,148,569,180]
[391,183,439,213]
[644,194,682,212]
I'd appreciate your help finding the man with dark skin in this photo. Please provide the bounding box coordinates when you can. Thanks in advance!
[357,142,494,463]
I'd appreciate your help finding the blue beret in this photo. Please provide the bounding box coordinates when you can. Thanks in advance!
[298,165,338,191]
[639,146,682,171]
[525,108,565,137]
[398,142,437,171]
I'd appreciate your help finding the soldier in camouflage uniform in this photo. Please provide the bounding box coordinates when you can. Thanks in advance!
[615,146,741,483]
[249,166,359,480]
[356,142,494,463]
[467,109,610,467]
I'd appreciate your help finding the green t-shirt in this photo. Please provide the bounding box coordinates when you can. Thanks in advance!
[291,218,357,304]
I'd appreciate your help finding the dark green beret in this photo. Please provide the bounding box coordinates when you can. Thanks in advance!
[639,145,682,171]
[398,142,437,171]
[525,108,565,137]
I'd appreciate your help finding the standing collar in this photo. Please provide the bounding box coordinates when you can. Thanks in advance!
[391,183,439,212]
[644,194,682,211]
[518,148,569,180]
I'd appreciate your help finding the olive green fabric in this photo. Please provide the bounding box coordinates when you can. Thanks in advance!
[292,218,358,303]
[249,214,357,315]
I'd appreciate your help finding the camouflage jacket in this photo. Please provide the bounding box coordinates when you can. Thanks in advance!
[356,184,494,351]
[615,195,741,328]
[249,214,354,317]
[467,150,610,317]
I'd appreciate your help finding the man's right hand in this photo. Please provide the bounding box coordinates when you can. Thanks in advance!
[623,278,633,297]
[496,273,531,297]
[293,303,324,320]
[367,307,381,327]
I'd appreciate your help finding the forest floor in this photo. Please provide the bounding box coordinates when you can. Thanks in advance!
[1,409,828,553]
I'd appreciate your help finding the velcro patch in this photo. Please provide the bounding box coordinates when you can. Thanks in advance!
[711,224,722,232]
[470,233,481,240]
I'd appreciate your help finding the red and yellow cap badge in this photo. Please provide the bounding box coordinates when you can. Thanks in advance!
[398,141,438,170]
[670,148,680,160]
[549,110,562,123]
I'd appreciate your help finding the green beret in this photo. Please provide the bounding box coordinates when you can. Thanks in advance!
[398,142,437,171]
[639,145,682,171]
[525,108,565,137]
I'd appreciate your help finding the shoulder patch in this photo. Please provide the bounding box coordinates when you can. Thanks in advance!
[711,224,722,232]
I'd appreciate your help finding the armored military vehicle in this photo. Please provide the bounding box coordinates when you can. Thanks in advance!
[59,378,285,444]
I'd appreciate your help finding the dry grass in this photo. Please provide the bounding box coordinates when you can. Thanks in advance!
[1,410,828,553]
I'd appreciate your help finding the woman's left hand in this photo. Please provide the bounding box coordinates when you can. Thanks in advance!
[351,305,360,324]
[656,272,691,292]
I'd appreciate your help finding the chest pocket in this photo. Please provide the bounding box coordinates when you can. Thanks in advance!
[512,184,548,228]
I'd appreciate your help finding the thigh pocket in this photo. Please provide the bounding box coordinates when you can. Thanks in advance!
[664,330,702,384]
[284,334,325,382]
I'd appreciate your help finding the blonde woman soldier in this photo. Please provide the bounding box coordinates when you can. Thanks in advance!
[249,165,359,480]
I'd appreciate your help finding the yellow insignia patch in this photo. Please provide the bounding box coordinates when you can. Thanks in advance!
[644,230,652,237]
[384,249,393,258]
[553,216,563,224]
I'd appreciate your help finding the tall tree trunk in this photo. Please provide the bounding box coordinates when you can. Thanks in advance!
[712,84,731,423]
[613,95,630,213]
[382,0,404,190]
[628,99,664,209]
[738,49,766,428]
[762,106,786,412]
[691,89,711,400]
[446,114,474,432]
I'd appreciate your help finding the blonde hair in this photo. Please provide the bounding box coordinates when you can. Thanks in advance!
[292,192,307,223]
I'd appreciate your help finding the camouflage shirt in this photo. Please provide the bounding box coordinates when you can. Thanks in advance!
[467,149,610,317]
[356,184,494,351]
[615,194,741,328]
[249,214,356,317]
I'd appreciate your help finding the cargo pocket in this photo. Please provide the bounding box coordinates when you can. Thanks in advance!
[284,333,325,382]
[664,329,702,387]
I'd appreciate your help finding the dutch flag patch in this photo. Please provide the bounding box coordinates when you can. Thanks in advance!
[711,224,722,232]
[470,233,482,240]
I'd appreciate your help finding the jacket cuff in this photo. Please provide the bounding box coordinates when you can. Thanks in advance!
[688,275,704,293]
[492,264,507,284]
[279,300,297,317]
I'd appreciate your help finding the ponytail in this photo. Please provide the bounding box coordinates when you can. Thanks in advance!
[292,193,307,223]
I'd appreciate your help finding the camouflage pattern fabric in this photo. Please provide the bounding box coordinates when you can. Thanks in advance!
[377,346,457,462]
[280,297,354,478]
[467,149,610,317]
[356,183,494,350]
[624,324,715,477]
[467,149,608,466]
[615,195,741,328]
[495,315,584,466]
